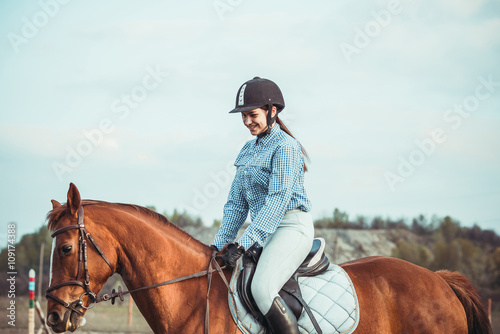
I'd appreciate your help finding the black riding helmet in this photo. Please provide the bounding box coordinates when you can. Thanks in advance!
[229,77,285,135]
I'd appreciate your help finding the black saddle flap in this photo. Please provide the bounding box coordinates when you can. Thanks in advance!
[237,246,265,324]
[237,245,303,324]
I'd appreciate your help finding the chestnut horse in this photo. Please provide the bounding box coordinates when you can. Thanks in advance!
[46,184,492,333]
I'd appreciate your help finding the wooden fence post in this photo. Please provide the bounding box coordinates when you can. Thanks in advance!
[488,298,492,324]
[128,295,133,326]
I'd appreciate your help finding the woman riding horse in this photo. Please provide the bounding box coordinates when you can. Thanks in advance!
[212,76,313,333]
[46,184,492,333]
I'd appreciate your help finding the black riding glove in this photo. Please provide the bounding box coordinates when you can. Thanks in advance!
[221,242,245,268]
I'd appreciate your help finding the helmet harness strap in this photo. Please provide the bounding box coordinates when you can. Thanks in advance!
[265,102,277,135]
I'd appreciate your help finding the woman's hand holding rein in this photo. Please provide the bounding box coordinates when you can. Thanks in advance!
[220,242,245,268]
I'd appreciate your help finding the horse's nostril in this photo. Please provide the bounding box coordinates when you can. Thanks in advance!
[47,312,60,326]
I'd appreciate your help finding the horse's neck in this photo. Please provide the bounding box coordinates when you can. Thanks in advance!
[120,226,208,280]
[113,213,213,332]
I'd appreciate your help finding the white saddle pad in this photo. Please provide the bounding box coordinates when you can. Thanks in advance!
[228,262,360,334]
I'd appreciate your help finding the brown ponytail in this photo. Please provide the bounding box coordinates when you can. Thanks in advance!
[276,117,309,172]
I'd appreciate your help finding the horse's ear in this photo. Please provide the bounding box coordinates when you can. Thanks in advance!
[67,183,81,215]
[51,200,61,209]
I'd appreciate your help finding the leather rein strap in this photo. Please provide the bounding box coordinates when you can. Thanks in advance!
[95,251,227,334]
[46,205,231,334]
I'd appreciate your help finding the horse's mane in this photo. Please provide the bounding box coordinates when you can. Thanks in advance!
[47,201,206,248]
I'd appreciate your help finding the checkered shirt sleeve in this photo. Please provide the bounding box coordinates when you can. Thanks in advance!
[212,171,249,249]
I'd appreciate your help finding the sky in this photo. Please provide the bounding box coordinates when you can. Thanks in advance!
[1,0,499,248]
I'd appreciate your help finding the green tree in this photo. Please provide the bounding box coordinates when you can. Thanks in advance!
[411,214,429,235]
[387,218,408,230]
[432,239,458,270]
[487,247,500,288]
[439,216,460,243]
[371,216,385,229]
[333,208,349,228]
[166,209,202,228]
[0,224,52,295]
[354,215,367,229]
[314,217,333,228]
[457,238,487,285]
[392,240,432,268]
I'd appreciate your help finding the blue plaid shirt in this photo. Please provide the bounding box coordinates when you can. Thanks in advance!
[213,124,311,250]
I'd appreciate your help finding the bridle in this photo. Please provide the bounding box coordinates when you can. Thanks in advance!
[46,205,233,334]
[46,206,114,316]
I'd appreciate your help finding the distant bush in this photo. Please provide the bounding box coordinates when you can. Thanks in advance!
[392,240,432,268]
[164,209,203,228]
[314,209,500,289]
[0,224,52,296]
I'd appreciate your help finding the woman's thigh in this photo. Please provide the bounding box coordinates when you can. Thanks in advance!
[251,210,314,313]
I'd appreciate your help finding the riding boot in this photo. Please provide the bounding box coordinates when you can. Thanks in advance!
[264,296,300,334]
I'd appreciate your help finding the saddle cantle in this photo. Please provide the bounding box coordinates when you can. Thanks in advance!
[297,237,331,276]
[237,238,330,332]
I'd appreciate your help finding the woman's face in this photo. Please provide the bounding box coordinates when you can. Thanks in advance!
[241,107,276,136]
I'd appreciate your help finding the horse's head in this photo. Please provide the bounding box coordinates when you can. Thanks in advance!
[46,183,117,332]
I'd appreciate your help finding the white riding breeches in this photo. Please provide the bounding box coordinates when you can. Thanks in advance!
[250,209,314,314]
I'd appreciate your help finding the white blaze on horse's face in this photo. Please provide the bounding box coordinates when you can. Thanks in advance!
[49,236,56,286]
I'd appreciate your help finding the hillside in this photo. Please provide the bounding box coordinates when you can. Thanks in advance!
[184,226,404,263]
[316,228,400,263]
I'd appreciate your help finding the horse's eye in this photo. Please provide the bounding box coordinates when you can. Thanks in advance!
[62,245,73,255]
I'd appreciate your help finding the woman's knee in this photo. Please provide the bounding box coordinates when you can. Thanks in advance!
[251,276,275,314]
[251,275,268,302]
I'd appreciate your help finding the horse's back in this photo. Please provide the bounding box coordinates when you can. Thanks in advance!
[341,256,468,333]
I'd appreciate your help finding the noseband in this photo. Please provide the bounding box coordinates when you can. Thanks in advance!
[46,206,114,316]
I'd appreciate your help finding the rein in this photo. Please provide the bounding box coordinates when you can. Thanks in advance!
[95,251,228,334]
[46,206,232,334]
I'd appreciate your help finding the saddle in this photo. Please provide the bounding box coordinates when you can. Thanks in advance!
[237,238,330,333]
